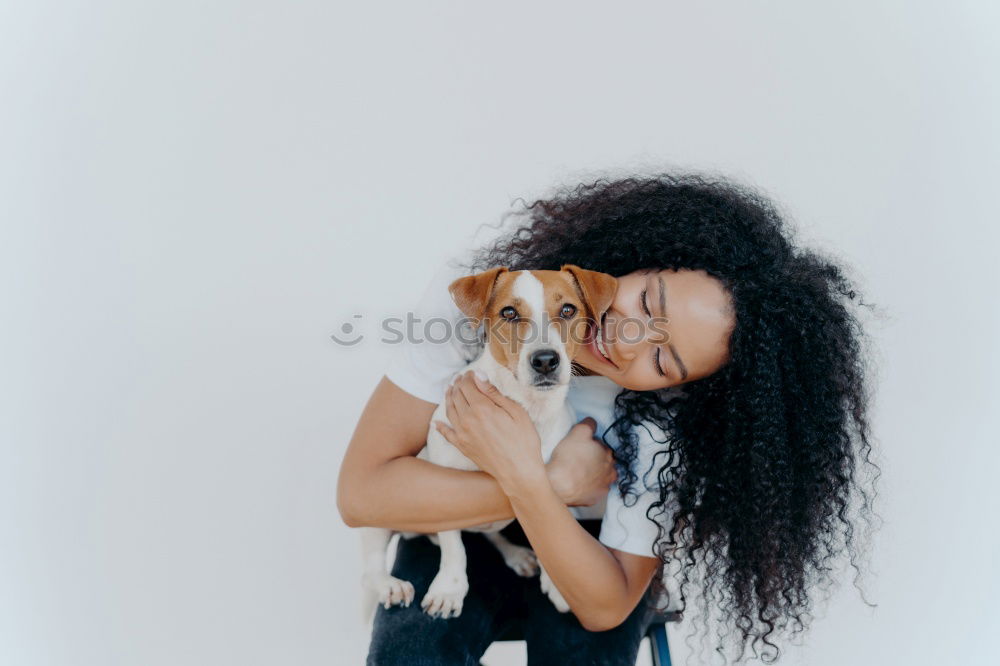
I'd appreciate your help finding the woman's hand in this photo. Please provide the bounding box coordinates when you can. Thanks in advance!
[434,370,548,494]
[547,417,618,506]
[434,370,618,505]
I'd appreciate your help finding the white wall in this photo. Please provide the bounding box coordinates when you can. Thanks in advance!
[2,2,997,664]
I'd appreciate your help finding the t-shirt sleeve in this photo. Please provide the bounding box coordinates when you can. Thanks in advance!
[598,421,672,559]
[383,262,478,405]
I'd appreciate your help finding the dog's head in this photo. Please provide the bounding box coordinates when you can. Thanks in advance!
[449,265,617,390]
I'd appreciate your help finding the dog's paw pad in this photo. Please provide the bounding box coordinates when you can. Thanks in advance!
[364,573,415,608]
[502,545,539,577]
[420,571,469,619]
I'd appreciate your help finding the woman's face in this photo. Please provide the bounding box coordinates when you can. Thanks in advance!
[575,268,735,391]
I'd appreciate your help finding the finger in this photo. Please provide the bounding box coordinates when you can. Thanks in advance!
[457,371,502,417]
[469,371,523,417]
[453,371,488,408]
[434,421,461,447]
[469,371,503,404]
[448,381,471,411]
[574,417,598,435]
[444,386,462,426]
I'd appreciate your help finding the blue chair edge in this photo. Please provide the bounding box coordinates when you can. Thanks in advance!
[647,610,681,666]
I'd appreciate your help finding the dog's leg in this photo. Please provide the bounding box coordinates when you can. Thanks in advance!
[539,564,571,613]
[483,531,539,577]
[360,527,415,619]
[420,530,469,619]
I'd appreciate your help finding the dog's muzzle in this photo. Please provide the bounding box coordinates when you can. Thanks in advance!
[529,348,564,388]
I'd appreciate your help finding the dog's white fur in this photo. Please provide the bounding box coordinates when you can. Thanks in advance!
[360,272,575,620]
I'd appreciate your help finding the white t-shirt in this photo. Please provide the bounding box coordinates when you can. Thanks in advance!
[383,261,670,560]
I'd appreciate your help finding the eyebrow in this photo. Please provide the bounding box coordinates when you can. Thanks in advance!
[658,274,688,381]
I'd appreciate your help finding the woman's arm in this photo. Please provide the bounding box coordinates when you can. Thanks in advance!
[435,372,660,631]
[336,376,614,533]
[505,467,660,631]
[337,377,515,532]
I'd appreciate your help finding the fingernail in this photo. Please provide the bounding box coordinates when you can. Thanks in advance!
[473,370,487,382]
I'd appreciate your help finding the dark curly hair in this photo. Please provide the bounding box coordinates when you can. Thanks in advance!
[470,174,881,663]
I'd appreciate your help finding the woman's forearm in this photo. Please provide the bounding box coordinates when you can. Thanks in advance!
[503,468,652,632]
[339,454,516,533]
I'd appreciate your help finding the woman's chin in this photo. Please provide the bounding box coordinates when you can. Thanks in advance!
[575,356,608,377]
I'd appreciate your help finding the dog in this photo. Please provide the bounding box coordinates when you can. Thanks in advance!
[359,264,618,620]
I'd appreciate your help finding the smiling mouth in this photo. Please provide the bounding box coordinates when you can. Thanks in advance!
[591,313,618,368]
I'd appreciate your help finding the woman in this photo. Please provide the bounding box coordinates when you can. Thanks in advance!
[338,174,878,664]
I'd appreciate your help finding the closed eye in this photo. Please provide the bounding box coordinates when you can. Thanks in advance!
[643,289,666,377]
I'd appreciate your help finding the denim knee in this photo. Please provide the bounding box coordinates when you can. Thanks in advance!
[367,603,484,666]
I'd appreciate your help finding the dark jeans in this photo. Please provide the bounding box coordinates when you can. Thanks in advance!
[366,521,655,666]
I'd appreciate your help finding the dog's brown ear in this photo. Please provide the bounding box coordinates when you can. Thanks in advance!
[562,264,618,319]
[448,267,508,324]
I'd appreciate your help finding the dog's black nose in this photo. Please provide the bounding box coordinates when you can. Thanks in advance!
[530,349,560,375]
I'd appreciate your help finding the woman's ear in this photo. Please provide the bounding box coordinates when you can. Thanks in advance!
[448,267,508,324]
[562,264,618,319]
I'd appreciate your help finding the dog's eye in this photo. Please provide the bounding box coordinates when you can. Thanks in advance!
[500,306,518,321]
[559,304,577,319]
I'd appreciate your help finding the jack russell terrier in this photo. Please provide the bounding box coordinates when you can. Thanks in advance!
[360,264,618,620]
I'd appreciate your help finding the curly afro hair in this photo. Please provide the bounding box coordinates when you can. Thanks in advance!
[470,174,880,663]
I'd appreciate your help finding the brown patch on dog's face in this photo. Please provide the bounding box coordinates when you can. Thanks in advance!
[479,271,530,375]
[449,268,527,375]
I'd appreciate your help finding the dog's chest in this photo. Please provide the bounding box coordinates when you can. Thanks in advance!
[421,391,573,472]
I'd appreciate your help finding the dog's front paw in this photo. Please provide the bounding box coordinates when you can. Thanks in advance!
[539,567,570,613]
[501,544,539,577]
[363,571,415,609]
[421,570,469,619]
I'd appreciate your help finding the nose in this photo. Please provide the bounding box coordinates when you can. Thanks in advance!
[530,349,560,375]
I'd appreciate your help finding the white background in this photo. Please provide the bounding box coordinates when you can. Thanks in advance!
[2,2,998,665]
